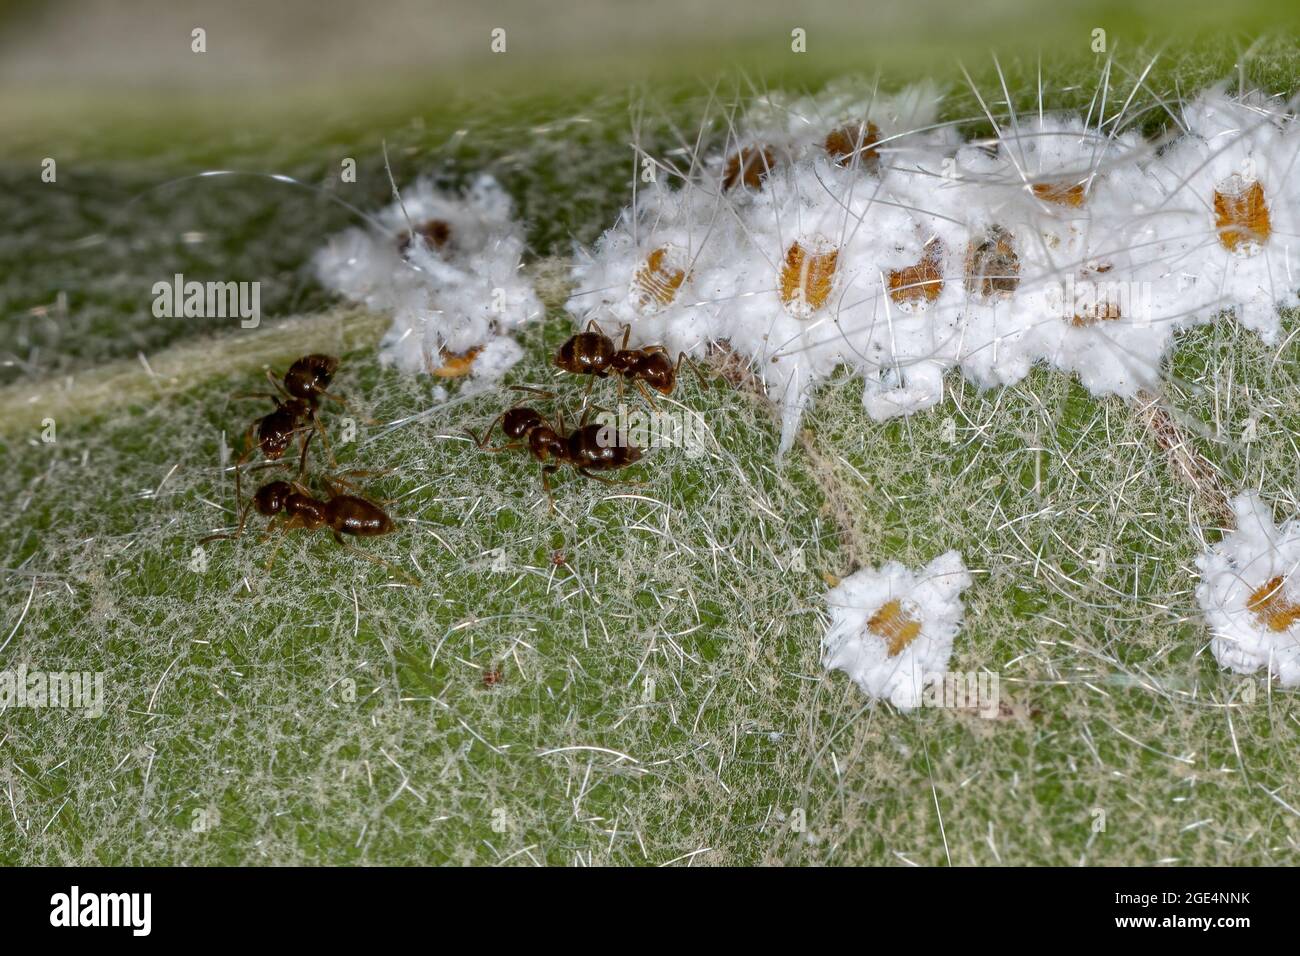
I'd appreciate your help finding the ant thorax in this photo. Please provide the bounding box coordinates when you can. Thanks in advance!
[527,425,566,462]
[285,492,329,529]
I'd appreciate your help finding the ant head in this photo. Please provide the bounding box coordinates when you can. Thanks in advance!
[502,406,545,439]
[284,354,339,401]
[636,351,676,393]
[259,428,293,459]
[556,331,613,374]
[253,480,293,516]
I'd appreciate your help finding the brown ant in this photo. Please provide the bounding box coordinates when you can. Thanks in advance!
[467,393,642,504]
[554,320,709,408]
[231,354,365,505]
[200,473,417,584]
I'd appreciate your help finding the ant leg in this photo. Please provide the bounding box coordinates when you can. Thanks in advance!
[288,479,316,499]
[676,351,713,391]
[578,467,644,487]
[295,428,317,481]
[468,434,525,454]
[199,499,256,545]
[510,384,559,400]
[577,399,619,429]
[307,413,340,470]
[258,514,288,544]
[586,318,609,338]
[264,369,293,400]
[331,532,421,585]
[465,415,524,452]
[261,513,308,571]
[466,412,505,449]
[540,464,560,511]
[233,422,258,512]
[633,378,660,411]
[619,324,631,351]
[259,518,289,571]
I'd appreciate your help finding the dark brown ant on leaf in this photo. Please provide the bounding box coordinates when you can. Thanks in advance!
[467,395,642,506]
[231,354,352,508]
[554,320,709,408]
[201,474,417,583]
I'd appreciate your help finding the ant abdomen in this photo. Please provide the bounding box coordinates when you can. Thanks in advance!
[327,495,395,537]
[285,492,329,529]
[556,331,613,376]
[569,424,642,470]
